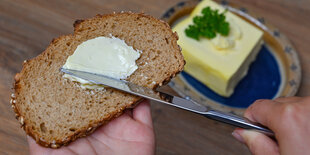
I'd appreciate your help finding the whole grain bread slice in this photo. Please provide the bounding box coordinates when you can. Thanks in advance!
[11,12,185,148]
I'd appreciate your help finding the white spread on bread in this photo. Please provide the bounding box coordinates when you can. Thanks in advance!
[62,35,141,89]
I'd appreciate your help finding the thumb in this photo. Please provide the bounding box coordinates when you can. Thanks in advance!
[232,129,279,155]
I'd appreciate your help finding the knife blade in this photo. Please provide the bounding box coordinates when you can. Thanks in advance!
[61,68,274,136]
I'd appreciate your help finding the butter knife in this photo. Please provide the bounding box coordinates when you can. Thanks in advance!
[61,68,274,136]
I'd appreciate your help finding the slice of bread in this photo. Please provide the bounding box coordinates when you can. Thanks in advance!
[11,12,185,148]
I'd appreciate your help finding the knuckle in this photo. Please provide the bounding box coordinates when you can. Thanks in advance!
[249,99,272,110]
[279,104,297,121]
[244,106,253,115]
[248,99,275,112]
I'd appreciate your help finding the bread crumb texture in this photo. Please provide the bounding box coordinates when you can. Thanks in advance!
[12,12,184,148]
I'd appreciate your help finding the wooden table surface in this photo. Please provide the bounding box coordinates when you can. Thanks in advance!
[1,0,309,154]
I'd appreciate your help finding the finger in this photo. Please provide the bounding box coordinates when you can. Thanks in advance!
[244,99,277,129]
[274,96,301,103]
[232,129,279,155]
[133,100,153,128]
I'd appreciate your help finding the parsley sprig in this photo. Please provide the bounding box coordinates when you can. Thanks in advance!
[185,7,230,40]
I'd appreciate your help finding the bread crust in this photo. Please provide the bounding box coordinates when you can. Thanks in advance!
[11,12,184,148]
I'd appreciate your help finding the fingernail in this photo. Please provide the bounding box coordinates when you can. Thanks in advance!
[232,130,245,143]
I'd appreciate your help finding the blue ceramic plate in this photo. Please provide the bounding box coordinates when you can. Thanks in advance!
[161,0,301,115]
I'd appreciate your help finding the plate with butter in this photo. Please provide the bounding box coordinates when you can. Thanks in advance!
[161,0,301,115]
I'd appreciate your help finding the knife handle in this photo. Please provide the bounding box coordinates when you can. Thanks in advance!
[203,110,274,137]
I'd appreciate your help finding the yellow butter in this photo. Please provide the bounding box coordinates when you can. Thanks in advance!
[173,0,263,97]
[63,36,141,89]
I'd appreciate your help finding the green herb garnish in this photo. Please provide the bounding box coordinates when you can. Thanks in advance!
[185,7,230,40]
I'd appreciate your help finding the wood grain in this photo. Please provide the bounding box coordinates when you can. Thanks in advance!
[0,0,309,154]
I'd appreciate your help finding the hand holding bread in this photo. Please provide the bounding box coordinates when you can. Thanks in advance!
[12,12,184,148]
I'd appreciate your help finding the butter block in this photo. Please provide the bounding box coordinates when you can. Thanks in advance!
[173,0,263,97]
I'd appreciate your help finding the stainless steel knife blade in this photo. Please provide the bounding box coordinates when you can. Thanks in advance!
[60,68,274,136]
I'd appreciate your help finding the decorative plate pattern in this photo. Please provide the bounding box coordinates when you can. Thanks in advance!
[161,0,301,115]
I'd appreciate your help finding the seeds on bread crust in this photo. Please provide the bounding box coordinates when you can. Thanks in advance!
[11,93,16,98]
